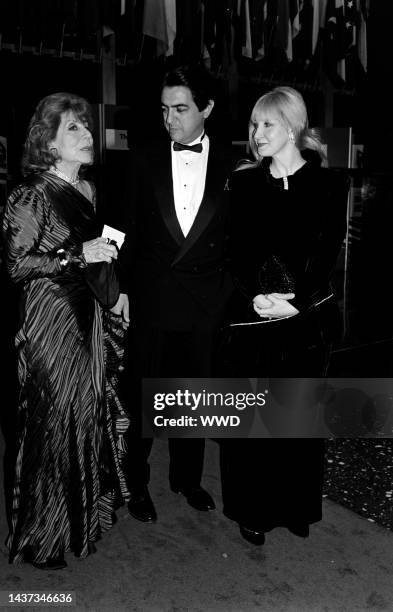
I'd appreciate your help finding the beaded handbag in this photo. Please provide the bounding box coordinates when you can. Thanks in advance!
[258,254,295,294]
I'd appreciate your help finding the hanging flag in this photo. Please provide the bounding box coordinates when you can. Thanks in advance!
[324,0,346,82]
[312,0,328,53]
[242,0,252,58]
[142,0,176,57]
[335,0,346,80]
[357,0,367,72]
[293,0,312,65]
[274,0,301,62]
[344,0,357,51]
[274,0,291,61]
[255,0,268,60]
[291,0,301,39]
[239,0,267,60]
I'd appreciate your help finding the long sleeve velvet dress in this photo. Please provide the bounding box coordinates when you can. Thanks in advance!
[3,171,129,564]
[219,156,349,533]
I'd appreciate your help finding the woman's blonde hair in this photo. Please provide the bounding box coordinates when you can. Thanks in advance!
[238,86,325,169]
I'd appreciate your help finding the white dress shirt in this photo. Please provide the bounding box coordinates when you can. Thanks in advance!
[171,132,209,237]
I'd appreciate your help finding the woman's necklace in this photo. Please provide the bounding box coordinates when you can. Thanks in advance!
[269,159,305,191]
[270,166,290,190]
[49,167,80,187]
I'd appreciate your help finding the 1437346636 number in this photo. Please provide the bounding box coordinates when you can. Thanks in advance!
[7,592,74,604]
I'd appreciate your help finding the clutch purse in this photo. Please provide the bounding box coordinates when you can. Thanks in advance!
[225,255,296,328]
[258,254,295,294]
[84,261,120,309]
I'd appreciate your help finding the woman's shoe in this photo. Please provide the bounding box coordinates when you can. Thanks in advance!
[32,556,67,570]
[24,547,67,570]
[286,523,310,538]
[239,525,265,546]
[87,542,97,555]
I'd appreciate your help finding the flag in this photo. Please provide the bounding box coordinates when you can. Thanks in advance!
[324,0,368,82]
[344,0,357,52]
[291,0,301,39]
[312,0,328,53]
[335,0,346,80]
[324,0,346,82]
[237,0,253,58]
[255,0,268,59]
[273,0,295,61]
[142,0,176,57]
[292,0,313,66]
[274,0,302,62]
[357,0,367,72]
[238,0,267,60]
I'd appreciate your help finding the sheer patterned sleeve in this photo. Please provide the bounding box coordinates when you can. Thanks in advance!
[3,186,62,283]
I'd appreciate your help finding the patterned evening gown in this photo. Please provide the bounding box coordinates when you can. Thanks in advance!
[3,171,129,564]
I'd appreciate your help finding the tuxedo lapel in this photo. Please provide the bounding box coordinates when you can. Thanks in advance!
[151,144,184,246]
[172,143,226,265]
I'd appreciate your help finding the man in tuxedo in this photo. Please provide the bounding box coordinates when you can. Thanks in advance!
[115,65,234,523]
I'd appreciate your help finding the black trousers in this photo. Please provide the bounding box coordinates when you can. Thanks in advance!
[124,311,223,491]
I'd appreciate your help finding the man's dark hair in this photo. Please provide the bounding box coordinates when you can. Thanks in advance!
[162,65,215,111]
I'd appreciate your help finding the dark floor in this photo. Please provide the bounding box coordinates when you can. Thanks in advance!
[322,338,393,531]
[2,432,393,612]
[325,438,393,530]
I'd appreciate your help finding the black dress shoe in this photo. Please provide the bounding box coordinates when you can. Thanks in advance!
[286,523,310,538]
[128,486,157,523]
[239,525,265,546]
[171,485,216,511]
[87,542,97,555]
[32,556,67,570]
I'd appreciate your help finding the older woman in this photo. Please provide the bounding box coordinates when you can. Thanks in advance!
[220,87,349,545]
[3,92,128,569]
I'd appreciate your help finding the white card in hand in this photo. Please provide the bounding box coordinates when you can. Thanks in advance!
[102,225,125,249]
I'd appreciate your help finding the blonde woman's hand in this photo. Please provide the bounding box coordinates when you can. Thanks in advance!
[253,292,298,319]
[82,237,118,264]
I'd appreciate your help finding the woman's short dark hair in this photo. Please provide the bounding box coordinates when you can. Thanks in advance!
[21,92,93,176]
[162,65,215,111]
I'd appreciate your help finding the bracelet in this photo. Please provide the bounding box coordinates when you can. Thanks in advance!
[57,248,69,267]
[56,247,87,269]
[69,243,88,268]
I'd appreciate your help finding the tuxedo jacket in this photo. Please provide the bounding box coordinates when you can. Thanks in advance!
[117,137,235,330]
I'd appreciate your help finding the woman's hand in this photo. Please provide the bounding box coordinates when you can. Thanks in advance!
[253,292,299,319]
[82,237,118,264]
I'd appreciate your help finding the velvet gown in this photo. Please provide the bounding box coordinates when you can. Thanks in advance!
[219,156,349,533]
[3,172,129,564]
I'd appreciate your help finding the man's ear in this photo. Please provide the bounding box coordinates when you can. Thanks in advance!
[203,99,215,119]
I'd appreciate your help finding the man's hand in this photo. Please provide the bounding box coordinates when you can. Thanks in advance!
[111,293,130,329]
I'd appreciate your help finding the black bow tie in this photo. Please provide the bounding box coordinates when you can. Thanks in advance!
[173,141,203,153]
